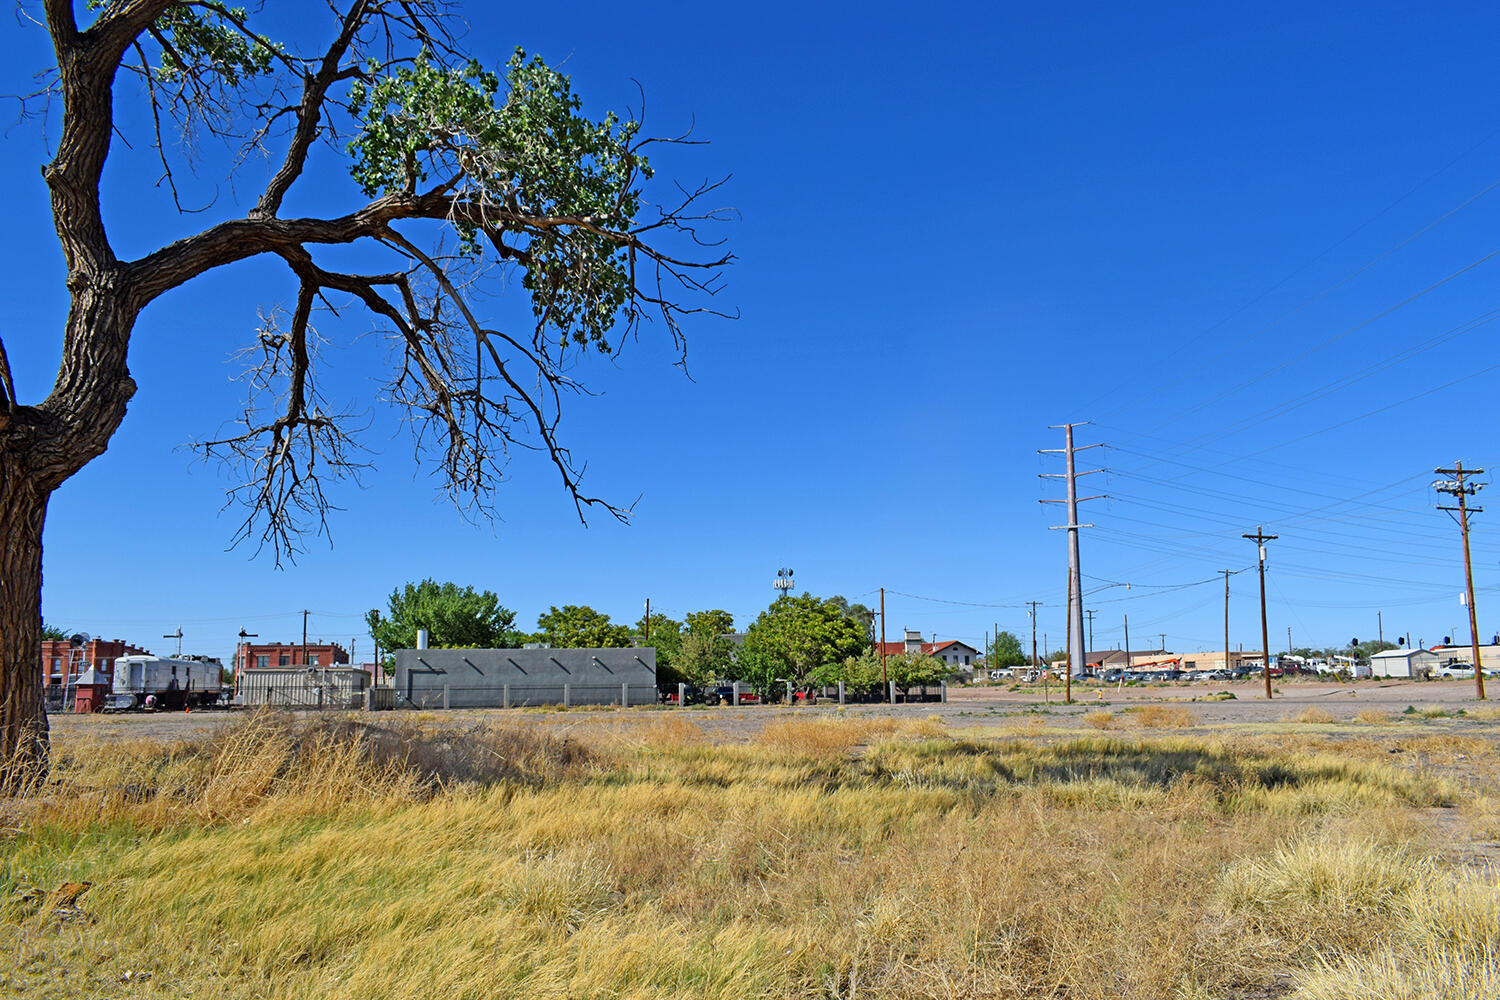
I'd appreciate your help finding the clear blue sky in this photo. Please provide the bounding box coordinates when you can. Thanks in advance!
[6,1,1499,665]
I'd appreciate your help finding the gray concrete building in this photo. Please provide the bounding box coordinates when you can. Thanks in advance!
[392,647,657,708]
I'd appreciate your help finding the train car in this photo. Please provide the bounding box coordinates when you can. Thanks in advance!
[109,654,224,710]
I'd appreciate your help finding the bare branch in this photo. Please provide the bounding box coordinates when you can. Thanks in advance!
[252,0,370,219]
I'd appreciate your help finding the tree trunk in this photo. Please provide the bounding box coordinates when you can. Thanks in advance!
[0,286,137,791]
[0,461,49,790]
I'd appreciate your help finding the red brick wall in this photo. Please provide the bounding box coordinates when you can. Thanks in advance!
[41,638,152,687]
[234,642,350,678]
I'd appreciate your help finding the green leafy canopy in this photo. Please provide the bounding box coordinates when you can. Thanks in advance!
[348,49,651,348]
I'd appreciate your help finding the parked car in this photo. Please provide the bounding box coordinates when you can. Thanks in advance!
[1440,664,1477,680]
[1101,669,1125,683]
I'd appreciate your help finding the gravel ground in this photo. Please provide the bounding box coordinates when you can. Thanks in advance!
[43,676,1498,746]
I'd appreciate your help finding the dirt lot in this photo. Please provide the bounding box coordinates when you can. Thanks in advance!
[46,676,1498,746]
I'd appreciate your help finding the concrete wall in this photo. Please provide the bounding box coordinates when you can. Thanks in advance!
[393,647,657,708]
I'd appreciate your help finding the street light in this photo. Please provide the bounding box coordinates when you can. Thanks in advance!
[236,627,258,697]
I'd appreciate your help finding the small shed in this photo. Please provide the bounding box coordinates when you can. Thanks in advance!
[73,667,110,713]
[1368,648,1438,680]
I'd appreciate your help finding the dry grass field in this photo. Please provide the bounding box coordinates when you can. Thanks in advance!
[4,707,1500,998]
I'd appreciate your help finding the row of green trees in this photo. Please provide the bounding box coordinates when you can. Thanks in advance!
[364,581,967,694]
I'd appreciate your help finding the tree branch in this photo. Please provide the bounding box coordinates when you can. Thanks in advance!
[252,0,370,219]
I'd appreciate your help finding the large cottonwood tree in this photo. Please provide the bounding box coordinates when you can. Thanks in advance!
[0,0,729,781]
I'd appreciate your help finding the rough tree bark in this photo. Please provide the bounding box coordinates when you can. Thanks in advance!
[0,462,50,786]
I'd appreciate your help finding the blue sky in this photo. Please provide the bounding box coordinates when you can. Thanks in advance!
[6,1,1499,665]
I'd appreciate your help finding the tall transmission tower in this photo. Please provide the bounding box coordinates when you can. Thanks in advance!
[1435,462,1486,700]
[1040,423,1103,702]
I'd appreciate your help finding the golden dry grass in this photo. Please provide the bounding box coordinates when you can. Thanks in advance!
[1354,708,1391,725]
[1131,704,1193,728]
[0,711,1492,1000]
[1293,707,1337,724]
[1083,710,1115,730]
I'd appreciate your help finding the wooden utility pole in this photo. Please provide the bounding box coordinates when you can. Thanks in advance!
[1121,613,1130,691]
[302,609,309,667]
[1222,569,1232,672]
[1242,527,1277,699]
[1027,602,1041,673]
[1435,462,1486,700]
[879,587,888,699]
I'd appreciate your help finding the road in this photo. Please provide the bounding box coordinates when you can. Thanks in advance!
[43,676,1496,746]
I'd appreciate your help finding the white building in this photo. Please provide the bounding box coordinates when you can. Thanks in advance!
[1368,648,1439,680]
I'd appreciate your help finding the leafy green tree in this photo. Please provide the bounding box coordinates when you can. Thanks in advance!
[810,651,881,693]
[0,2,729,779]
[987,630,1028,668]
[41,623,69,642]
[635,613,683,682]
[825,596,878,640]
[366,580,522,652]
[684,609,735,637]
[676,631,737,687]
[536,605,632,648]
[887,652,952,697]
[742,593,870,688]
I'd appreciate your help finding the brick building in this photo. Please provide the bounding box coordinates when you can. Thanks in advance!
[41,637,152,688]
[233,641,350,686]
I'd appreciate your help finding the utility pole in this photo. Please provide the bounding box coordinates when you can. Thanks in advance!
[1040,422,1103,705]
[1027,602,1041,672]
[1159,634,1166,653]
[1222,569,1232,672]
[879,587,888,699]
[1377,611,1383,647]
[1435,462,1486,700]
[644,598,651,643]
[1243,526,1277,699]
[1121,613,1130,691]
[1084,609,1097,669]
[370,610,381,686]
[1287,627,1292,655]
[302,610,309,667]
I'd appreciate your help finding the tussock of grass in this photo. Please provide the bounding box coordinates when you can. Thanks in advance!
[1354,709,1390,725]
[752,716,942,756]
[1285,860,1500,998]
[1293,707,1337,725]
[1084,710,1115,729]
[1131,704,1193,728]
[633,715,706,747]
[15,710,599,830]
[1217,838,1429,949]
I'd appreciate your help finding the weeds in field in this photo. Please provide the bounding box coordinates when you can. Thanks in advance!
[0,712,1486,1000]
[1354,709,1390,725]
[1084,710,1115,730]
[1293,707,1337,724]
